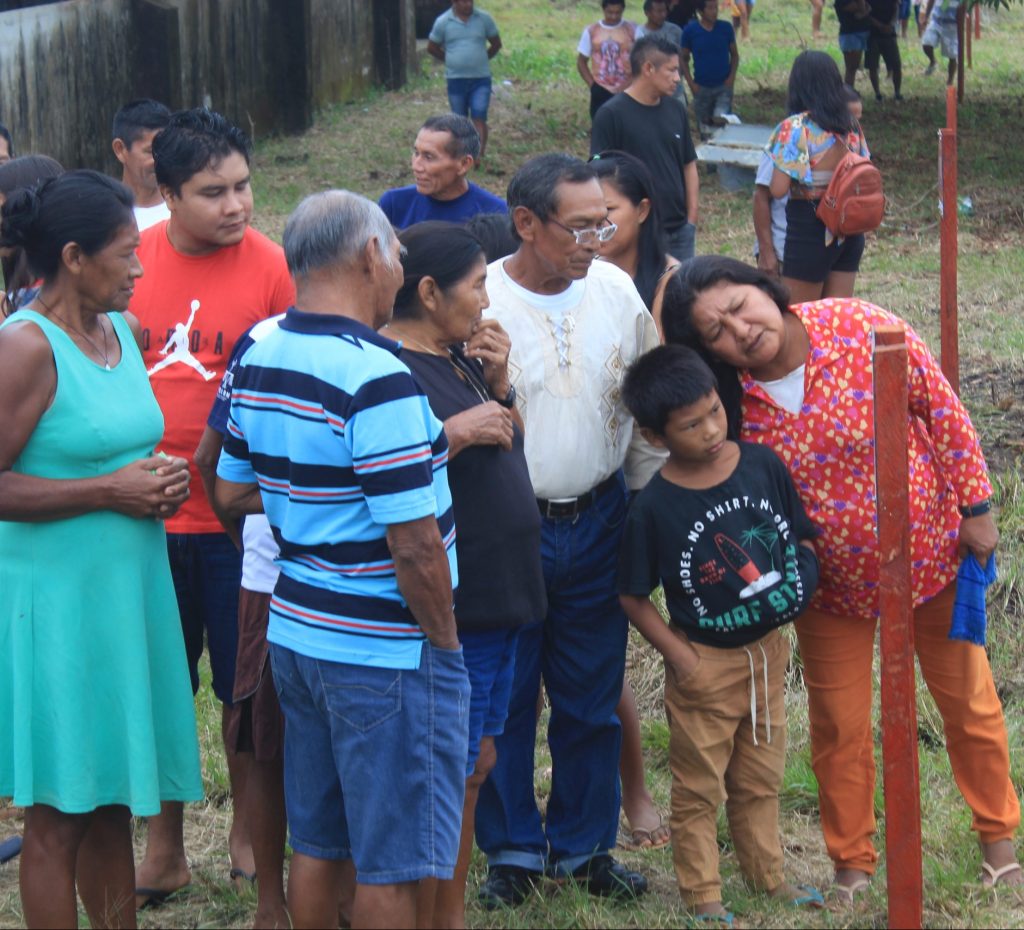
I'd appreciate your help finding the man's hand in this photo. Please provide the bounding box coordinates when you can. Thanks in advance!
[664,639,700,681]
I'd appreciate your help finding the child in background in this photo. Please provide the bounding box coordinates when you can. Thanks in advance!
[681,0,740,138]
[618,344,824,923]
[921,0,960,84]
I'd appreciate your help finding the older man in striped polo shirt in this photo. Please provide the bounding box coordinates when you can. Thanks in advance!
[215,190,468,929]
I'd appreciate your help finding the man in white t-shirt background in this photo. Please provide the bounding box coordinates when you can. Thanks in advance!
[112,98,172,231]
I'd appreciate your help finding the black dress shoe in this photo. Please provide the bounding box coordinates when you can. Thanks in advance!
[478,865,541,909]
[571,854,648,899]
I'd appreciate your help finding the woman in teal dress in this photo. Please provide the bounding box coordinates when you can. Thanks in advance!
[0,171,203,928]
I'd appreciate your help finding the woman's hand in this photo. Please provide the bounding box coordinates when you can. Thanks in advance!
[444,402,514,457]
[465,319,512,399]
[107,455,191,520]
[958,511,999,565]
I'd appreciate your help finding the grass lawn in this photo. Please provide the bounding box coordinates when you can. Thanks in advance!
[2,0,1023,926]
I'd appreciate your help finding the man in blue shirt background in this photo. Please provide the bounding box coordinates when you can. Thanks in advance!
[428,0,502,158]
[379,114,507,230]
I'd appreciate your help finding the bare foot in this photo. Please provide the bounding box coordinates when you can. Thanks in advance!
[620,791,670,850]
[253,905,291,929]
[981,839,1023,886]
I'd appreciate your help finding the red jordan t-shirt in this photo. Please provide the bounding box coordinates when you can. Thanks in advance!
[130,221,295,533]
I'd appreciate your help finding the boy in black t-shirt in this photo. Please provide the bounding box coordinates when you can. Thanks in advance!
[618,345,824,922]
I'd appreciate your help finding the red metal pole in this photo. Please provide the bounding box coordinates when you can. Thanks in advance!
[974,2,981,38]
[939,127,959,392]
[945,83,956,133]
[873,325,923,930]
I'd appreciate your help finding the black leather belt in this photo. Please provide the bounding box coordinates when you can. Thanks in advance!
[537,474,618,520]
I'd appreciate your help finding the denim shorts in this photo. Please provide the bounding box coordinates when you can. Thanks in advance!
[839,31,870,52]
[461,628,519,777]
[270,641,470,883]
[166,532,242,704]
[447,77,492,121]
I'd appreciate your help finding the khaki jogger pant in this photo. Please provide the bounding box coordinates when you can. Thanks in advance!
[795,583,1021,874]
[665,627,790,906]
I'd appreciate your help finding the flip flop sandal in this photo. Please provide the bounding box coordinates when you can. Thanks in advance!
[829,878,870,905]
[0,835,21,864]
[787,884,826,908]
[685,910,736,927]
[981,860,1023,887]
[135,886,188,910]
[617,814,671,851]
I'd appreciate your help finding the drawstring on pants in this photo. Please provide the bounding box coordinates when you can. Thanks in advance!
[743,643,772,747]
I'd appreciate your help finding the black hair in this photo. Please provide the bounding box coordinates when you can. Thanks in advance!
[695,0,717,12]
[0,170,134,301]
[590,150,667,310]
[643,0,668,11]
[112,98,172,148]
[629,34,680,75]
[464,212,518,263]
[842,84,862,104]
[786,51,855,135]
[152,108,252,195]
[420,113,481,162]
[602,0,626,8]
[0,155,66,312]
[506,153,596,242]
[623,344,718,433]
[393,221,485,320]
[0,123,12,160]
[660,255,791,437]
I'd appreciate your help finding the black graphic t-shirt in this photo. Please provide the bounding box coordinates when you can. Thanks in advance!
[619,443,820,647]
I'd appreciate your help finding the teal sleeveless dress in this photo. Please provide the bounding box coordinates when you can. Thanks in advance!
[0,310,203,814]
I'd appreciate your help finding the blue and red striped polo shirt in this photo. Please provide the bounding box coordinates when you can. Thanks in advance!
[216,308,456,670]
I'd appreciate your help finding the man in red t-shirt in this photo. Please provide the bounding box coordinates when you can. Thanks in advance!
[128,108,295,905]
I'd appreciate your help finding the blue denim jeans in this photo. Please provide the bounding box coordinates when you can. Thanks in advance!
[271,642,469,883]
[166,532,242,704]
[447,77,492,121]
[666,222,697,263]
[475,474,629,875]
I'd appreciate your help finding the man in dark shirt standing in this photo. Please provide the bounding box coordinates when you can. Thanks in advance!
[591,34,699,262]
[866,0,903,101]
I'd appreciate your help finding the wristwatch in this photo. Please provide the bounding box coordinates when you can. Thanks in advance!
[495,384,517,409]
[959,500,991,518]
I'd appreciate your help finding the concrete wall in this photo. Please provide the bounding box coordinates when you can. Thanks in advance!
[0,0,416,171]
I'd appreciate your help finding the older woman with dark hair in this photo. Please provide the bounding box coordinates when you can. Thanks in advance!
[661,255,1020,900]
[383,221,546,928]
[0,171,202,928]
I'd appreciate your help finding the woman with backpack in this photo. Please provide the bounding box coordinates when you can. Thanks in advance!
[660,254,1022,903]
[764,51,874,305]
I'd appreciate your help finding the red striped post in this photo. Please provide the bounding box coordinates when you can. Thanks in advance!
[873,325,923,930]
[939,125,959,392]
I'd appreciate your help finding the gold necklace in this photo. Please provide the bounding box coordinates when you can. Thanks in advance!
[387,326,490,404]
[36,295,112,370]
[386,326,447,358]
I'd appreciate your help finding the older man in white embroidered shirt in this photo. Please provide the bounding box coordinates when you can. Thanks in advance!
[473,153,662,909]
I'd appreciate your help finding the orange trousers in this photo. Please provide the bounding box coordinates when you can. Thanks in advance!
[795,584,1020,873]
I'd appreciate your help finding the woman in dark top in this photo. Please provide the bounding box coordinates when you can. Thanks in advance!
[384,221,546,928]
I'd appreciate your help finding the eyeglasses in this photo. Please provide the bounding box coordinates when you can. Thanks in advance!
[547,217,618,245]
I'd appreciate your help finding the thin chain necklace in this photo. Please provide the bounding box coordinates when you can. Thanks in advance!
[388,326,490,404]
[36,295,112,370]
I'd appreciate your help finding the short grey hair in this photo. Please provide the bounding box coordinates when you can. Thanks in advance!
[283,190,397,279]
